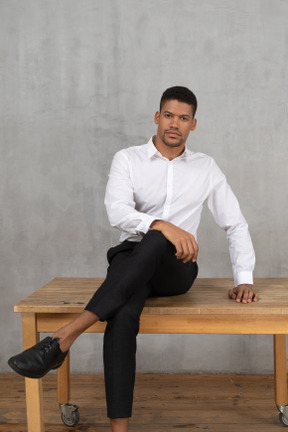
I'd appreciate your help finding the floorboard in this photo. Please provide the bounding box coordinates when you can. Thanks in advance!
[0,373,284,431]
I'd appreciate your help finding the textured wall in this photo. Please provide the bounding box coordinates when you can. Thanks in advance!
[1,0,288,374]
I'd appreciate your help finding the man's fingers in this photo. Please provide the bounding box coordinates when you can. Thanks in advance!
[241,286,258,303]
[153,222,199,263]
[229,285,258,304]
[236,287,245,303]
[228,289,237,299]
[249,291,258,302]
[174,240,185,259]
[176,247,193,263]
[175,237,198,263]
[183,239,195,263]
[183,236,198,262]
[192,238,199,262]
[246,289,255,303]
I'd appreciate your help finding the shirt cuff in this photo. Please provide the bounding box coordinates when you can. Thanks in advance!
[137,214,157,235]
[234,271,254,287]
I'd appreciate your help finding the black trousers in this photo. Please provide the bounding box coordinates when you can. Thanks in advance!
[85,230,198,418]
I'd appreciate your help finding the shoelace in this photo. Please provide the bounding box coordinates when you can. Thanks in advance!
[35,338,58,354]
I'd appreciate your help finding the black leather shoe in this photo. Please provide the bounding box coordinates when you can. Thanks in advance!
[8,336,68,379]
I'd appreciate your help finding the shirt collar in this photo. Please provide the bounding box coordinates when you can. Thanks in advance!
[147,136,159,158]
[147,136,192,159]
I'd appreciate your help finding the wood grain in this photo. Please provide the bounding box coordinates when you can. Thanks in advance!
[0,373,283,431]
[14,278,288,334]
[14,278,288,315]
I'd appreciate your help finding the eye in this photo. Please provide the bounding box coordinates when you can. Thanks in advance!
[181,117,189,121]
[164,113,171,118]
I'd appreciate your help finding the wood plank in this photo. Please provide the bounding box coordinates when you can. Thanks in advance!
[13,278,288,316]
[35,312,288,334]
[0,374,284,431]
[57,352,70,404]
[0,425,284,432]
[274,334,288,405]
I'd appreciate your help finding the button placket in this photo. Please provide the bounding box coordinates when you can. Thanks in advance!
[162,161,174,219]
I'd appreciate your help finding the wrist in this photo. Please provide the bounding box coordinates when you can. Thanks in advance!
[150,220,166,231]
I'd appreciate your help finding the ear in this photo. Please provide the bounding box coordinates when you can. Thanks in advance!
[154,111,160,125]
[190,118,197,131]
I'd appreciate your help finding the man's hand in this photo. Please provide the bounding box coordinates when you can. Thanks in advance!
[228,284,258,304]
[150,220,198,263]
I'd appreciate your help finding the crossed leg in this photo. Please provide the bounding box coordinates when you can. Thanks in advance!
[9,231,198,432]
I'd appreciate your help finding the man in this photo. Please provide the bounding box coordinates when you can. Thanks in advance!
[8,86,257,432]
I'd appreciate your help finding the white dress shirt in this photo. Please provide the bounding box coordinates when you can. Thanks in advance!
[104,137,255,286]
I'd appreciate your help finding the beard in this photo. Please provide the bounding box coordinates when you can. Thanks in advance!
[161,130,184,148]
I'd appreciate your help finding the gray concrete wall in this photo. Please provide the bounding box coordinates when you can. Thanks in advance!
[1,0,287,374]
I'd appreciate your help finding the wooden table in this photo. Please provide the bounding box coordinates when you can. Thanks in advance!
[13,277,288,431]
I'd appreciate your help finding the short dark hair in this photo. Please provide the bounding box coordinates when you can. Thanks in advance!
[160,86,198,116]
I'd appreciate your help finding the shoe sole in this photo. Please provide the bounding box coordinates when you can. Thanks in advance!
[8,358,64,379]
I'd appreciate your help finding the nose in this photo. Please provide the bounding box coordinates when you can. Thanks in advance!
[170,116,179,129]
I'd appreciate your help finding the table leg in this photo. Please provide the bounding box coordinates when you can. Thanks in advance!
[274,334,287,406]
[22,313,45,432]
[57,352,70,404]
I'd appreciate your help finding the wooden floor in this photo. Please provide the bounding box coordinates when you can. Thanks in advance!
[0,373,285,431]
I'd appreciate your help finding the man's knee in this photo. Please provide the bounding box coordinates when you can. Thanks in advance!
[146,228,167,242]
[142,229,169,254]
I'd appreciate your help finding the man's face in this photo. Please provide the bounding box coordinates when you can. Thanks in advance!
[154,100,197,150]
